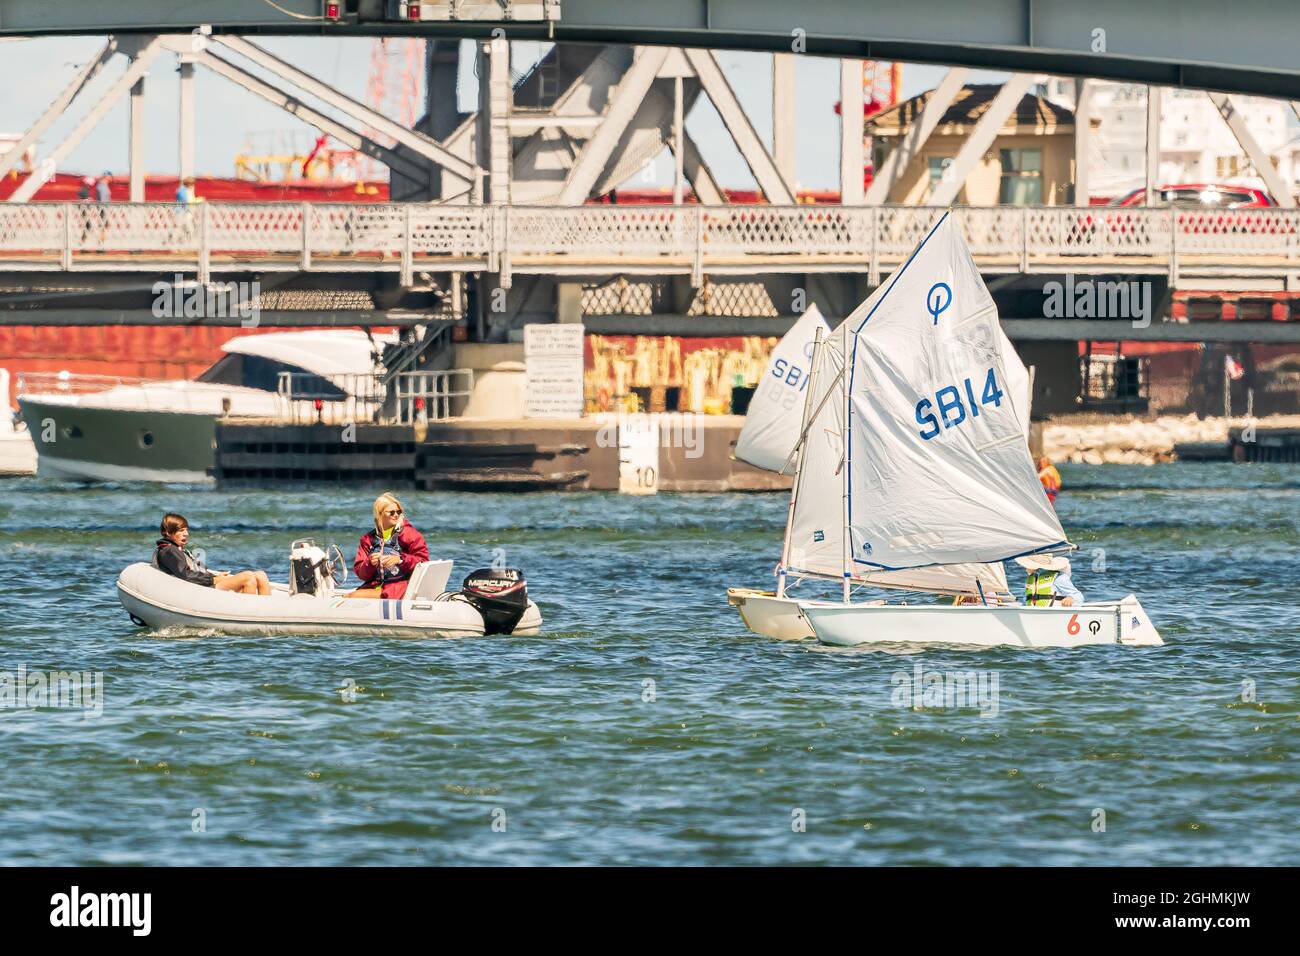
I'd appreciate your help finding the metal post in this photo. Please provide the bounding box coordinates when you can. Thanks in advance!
[499,204,512,289]
[869,207,879,287]
[1145,86,1161,206]
[129,71,147,203]
[62,205,72,270]
[1020,206,1029,272]
[839,59,865,205]
[693,205,705,287]
[1170,204,1179,284]
[198,202,210,284]
[178,59,196,182]
[300,202,311,270]
[841,339,853,604]
[772,53,797,186]
[672,74,685,206]
[401,204,414,287]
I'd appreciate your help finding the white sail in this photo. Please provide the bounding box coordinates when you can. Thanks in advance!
[784,325,1012,598]
[734,304,831,473]
[842,212,1067,571]
[786,327,847,579]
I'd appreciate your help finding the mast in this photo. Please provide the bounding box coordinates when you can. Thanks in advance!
[776,326,825,598]
[840,324,852,604]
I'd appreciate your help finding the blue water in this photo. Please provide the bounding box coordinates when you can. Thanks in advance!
[0,463,1296,865]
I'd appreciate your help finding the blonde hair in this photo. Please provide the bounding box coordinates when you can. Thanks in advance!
[373,493,405,533]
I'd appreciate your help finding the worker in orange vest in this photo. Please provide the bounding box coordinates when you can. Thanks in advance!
[1037,456,1062,505]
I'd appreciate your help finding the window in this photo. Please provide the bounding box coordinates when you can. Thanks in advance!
[927,155,955,197]
[1216,155,1244,179]
[999,148,1043,204]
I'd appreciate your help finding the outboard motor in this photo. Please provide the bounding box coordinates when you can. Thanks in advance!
[460,568,529,634]
[290,540,333,597]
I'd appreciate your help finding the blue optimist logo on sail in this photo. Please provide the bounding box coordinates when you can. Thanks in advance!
[926,282,952,325]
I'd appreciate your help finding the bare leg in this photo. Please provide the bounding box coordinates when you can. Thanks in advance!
[252,570,271,596]
[214,571,259,595]
[344,587,382,600]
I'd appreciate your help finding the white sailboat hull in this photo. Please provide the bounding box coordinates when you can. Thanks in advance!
[801,595,1162,649]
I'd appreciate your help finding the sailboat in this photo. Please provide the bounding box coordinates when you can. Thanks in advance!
[729,212,1162,648]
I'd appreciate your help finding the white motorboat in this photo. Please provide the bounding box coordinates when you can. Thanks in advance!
[117,543,542,638]
[729,211,1162,649]
[0,370,37,476]
[17,330,395,483]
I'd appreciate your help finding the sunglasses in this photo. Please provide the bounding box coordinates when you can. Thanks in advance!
[383,509,402,516]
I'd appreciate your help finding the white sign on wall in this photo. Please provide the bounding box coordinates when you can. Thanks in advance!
[524,323,585,419]
[618,414,660,495]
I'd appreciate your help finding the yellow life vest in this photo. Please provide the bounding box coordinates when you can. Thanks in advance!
[1025,570,1058,607]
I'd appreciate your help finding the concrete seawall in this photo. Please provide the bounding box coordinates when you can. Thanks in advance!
[215,415,790,492]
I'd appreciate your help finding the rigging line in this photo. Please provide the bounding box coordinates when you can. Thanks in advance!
[778,362,848,475]
[259,0,324,21]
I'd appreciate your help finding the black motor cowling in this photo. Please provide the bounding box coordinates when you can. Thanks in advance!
[460,568,529,635]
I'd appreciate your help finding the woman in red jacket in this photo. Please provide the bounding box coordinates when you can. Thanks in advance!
[348,493,429,600]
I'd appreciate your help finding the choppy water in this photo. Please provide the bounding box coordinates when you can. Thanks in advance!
[0,464,1296,865]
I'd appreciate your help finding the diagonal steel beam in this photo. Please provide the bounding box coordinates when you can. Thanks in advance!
[10,38,164,202]
[191,48,429,185]
[683,48,795,204]
[866,67,969,204]
[676,132,724,204]
[0,37,118,181]
[1209,92,1295,207]
[558,46,670,204]
[211,35,480,184]
[927,73,1033,207]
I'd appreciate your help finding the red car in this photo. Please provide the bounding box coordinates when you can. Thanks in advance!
[1108,183,1278,209]
[1074,183,1291,243]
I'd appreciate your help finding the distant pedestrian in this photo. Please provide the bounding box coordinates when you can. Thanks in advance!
[175,179,191,205]
[1037,455,1061,505]
[95,173,112,202]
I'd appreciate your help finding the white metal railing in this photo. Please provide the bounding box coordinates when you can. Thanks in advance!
[0,202,1296,282]
[276,369,474,425]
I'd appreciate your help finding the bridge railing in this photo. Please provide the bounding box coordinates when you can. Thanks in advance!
[0,202,1295,281]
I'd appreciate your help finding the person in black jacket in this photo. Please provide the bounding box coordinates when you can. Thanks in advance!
[154,513,270,595]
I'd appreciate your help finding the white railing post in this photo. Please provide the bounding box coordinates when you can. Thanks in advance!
[1170,205,1179,285]
[300,202,312,270]
[1020,207,1029,272]
[692,206,704,287]
[486,205,498,275]
[198,202,210,285]
[62,205,73,270]
[499,205,512,290]
[401,204,413,288]
[869,206,880,286]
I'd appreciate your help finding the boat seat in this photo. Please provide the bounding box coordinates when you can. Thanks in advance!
[406,560,453,601]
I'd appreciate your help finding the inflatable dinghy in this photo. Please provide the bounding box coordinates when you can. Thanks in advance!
[117,541,541,638]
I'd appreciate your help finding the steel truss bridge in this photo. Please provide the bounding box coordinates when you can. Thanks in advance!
[3,1,1300,100]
